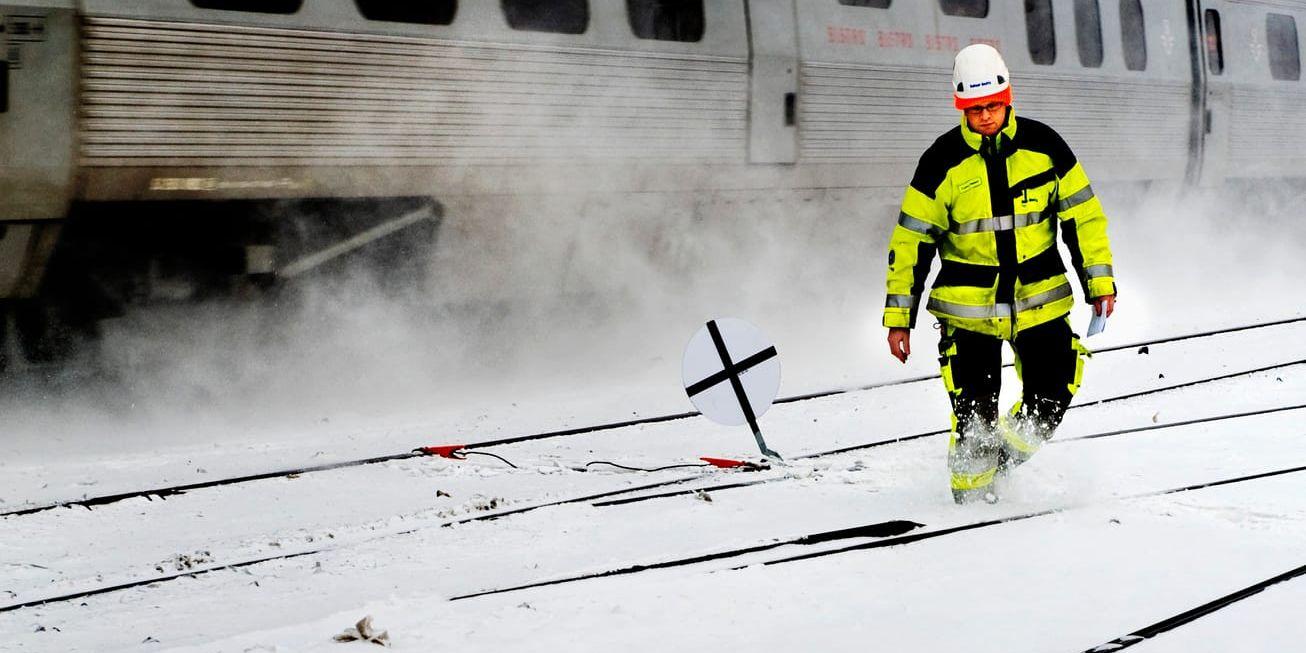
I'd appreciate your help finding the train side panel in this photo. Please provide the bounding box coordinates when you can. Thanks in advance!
[797,0,1194,186]
[1222,0,1306,179]
[0,1,76,299]
[75,0,751,201]
[1014,0,1192,183]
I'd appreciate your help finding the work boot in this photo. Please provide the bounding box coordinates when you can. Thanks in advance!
[949,428,1001,504]
[997,413,1053,473]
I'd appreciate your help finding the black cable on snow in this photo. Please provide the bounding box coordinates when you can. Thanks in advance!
[584,461,711,473]
[462,451,520,469]
[4,318,1303,520]
[449,463,1306,601]
[1081,562,1306,652]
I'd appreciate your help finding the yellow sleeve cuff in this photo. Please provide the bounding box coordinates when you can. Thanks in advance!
[1087,277,1116,299]
[883,308,913,329]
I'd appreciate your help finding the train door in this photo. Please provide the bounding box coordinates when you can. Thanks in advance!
[745,0,799,164]
[0,4,75,301]
[1188,0,1231,185]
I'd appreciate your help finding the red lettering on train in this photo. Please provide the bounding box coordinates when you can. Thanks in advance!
[969,37,1002,49]
[827,25,868,46]
[877,30,913,49]
[925,34,961,51]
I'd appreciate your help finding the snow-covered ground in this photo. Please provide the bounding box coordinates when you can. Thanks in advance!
[3,185,1306,651]
[3,317,1305,652]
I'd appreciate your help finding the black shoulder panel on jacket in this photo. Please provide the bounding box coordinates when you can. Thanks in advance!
[1014,117,1078,177]
[909,126,971,200]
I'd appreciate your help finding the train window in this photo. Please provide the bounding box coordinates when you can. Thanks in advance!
[1120,0,1147,71]
[839,0,892,7]
[1267,14,1301,81]
[1204,9,1223,75]
[355,1,457,24]
[502,0,589,34]
[190,0,302,13]
[1074,0,1103,67]
[1025,0,1055,65]
[628,0,705,42]
[939,1,988,19]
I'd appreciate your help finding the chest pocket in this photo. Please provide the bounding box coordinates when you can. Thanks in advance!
[1010,170,1057,227]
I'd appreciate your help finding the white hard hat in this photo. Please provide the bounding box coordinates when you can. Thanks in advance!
[953,44,1012,109]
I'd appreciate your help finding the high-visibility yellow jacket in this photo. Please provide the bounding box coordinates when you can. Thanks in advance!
[883,109,1115,339]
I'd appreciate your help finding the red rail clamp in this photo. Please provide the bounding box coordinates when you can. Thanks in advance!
[415,445,468,460]
[700,457,768,471]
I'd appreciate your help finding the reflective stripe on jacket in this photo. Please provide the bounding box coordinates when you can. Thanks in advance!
[883,109,1116,339]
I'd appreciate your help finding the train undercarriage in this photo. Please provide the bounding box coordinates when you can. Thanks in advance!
[0,197,441,373]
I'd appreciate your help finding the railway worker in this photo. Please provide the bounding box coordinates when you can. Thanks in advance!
[881,44,1117,504]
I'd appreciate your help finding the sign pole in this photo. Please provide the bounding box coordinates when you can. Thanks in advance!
[683,319,784,461]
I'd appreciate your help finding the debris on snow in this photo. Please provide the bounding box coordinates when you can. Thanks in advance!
[156,551,213,573]
[436,490,451,498]
[1138,346,1149,355]
[334,615,390,647]
[695,490,713,503]
[469,496,504,511]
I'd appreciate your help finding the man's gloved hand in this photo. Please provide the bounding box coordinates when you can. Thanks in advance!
[1093,294,1116,317]
[888,327,911,364]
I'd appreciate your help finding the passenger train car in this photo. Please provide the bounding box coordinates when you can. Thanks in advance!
[0,0,1300,362]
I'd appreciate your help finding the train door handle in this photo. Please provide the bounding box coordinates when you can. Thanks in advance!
[784,92,796,127]
[0,60,9,114]
[1205,108,1212,134]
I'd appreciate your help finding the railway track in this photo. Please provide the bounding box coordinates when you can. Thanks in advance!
[4,393,1302,615]
[6,315,1305,519]
[449,461,1306,600]
[1081,561,1306,652]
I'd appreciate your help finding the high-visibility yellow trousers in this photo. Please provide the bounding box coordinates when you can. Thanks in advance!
[938,317,1088,503]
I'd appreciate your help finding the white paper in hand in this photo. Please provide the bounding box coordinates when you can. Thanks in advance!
[1087,308,1108,337]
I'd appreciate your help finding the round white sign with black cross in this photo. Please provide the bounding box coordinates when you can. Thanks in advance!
[682,318,782,459]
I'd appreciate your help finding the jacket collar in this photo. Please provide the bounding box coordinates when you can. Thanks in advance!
[961,106,1018,152]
